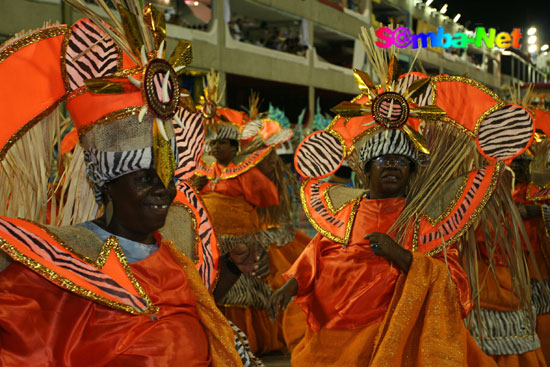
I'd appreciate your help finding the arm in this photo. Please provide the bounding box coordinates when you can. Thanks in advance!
[212,244,271,302]
[364,233,470,315]
[365,232,412,273]
[268,234,321,319]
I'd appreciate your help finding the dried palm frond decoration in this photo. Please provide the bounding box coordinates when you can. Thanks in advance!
[0,109,60,222]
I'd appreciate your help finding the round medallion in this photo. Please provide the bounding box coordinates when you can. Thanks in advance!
[201,100,217,120]
[143,59,180,120]
[371,92,409,128]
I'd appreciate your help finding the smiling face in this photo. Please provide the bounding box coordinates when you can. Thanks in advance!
[103,169,177,244]
[210,138,238,166]
[366,154,412,199]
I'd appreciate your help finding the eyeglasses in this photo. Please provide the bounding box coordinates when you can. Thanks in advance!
[372,156,410,168]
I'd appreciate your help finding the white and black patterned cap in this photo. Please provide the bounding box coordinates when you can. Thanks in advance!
[359,129,418,164]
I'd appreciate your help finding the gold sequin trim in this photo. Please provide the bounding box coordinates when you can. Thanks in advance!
[300,179,362,245]
[526,182,550,201]
[60,29,72,93]
[323,184,366,215]
[0,235,156,315]
[17,221,157,314]
[431,75,506,136]
[0,98,65,161]
[67,86,89,102]
[221,147,273,180]
[421,175,469,226]
[438,116,475,137]
[425,163,502,257]
[0,25,70,64]
[77,105,142,137]
[172,201,200,264]
[202,147,274,181]
[412,215,421,252]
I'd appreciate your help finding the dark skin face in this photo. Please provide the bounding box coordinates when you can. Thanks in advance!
[210,138,237,166]
[101,169,177,244]
[367,154,412,199]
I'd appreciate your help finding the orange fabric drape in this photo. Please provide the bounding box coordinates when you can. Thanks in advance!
[0,244,240,367]
[289,252,495,367]
[284,197,473,331]
[200,163,279,209]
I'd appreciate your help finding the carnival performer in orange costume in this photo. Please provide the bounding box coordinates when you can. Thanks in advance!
[193,103,303,354]
[0,2,257,365]
[270,26,537,366]
[240,117,312,353]
[464,97,550,367]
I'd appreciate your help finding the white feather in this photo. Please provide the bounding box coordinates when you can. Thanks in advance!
[156,119,169,141]
[128,75,142,88]
[138,105,148,122]
[157,40,165,59]
[173,114,184,129]
[162,71,171,103]
[140,45,148,65]
[174,65,186,73]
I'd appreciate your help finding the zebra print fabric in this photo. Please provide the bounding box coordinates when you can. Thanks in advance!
[176,182,217,292]
[173,109,204,181]
[229,321,265,367]
[84,139,177,204]
[309,181,345,229]
[531,279,550,315]
[396,72,433,107]
[0,217,148,313]
[477,105,534,161]
[468,306,540,355]
[421,169,485,244]
[64,18,120,91]
[219,267,272,309]
[360,129,417,164]
[541,204,549,238]
[295,131,344,179]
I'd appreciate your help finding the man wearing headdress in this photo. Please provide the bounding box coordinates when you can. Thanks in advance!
[0,3,256,365]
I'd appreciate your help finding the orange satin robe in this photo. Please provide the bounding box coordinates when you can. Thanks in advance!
[285,197,472,331]
[200,162,279,209]
[0,244,211,366]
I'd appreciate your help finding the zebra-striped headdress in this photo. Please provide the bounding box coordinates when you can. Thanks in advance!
[205,108,248,142]
[359,129,418,164]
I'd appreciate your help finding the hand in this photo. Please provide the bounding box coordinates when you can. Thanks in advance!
[268,278,298,321]
[229,244,270,279]
[251,245,271,279]
[516,203,528,219]
[191,175,208,191]
[364,232,412,273]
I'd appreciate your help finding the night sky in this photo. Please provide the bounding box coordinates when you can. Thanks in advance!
[429,0,550,53]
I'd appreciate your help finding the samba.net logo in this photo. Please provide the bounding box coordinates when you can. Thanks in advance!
[376,27,523,50]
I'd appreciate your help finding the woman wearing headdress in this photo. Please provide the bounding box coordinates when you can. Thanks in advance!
[269,27,536,366]
[0,3,253,365]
